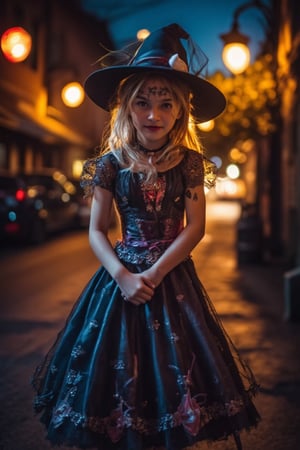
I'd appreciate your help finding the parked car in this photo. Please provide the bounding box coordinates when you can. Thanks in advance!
[0,169,79,245]
[70,178,119,229]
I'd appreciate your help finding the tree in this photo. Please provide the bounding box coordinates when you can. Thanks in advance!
[207,53,279,148]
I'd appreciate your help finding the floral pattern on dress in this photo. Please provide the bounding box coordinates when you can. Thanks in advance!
[48,357,246,443]
[140,175,166,212]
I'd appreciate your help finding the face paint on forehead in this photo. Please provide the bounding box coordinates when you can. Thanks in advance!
[139,85,172,99]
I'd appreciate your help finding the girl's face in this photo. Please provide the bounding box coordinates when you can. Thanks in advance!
[129,78,182,149]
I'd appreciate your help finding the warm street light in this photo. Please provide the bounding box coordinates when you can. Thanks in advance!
[220,23,251,74]
[226,163,240,179]
[1,26,32,63]
[220,0,270,74]
[61,82,84,107]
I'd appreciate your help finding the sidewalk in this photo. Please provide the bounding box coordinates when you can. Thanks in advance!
[194,200,300,450]
[204,199,286,319]
[237,262,285,318]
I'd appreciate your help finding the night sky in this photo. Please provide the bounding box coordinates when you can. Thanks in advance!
[80,0,271,75]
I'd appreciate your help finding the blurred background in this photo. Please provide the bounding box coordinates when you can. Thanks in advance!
[1,2,300,449]
[0,0,299,304]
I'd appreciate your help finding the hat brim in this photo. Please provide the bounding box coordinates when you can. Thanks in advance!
[84,66,226,122]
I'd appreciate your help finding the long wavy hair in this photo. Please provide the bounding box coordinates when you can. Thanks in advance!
[100,72,204,182]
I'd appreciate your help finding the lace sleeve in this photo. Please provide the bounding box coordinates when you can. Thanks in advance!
[183,150,217,190]
[183,150,204,188]
[80,153,117,197]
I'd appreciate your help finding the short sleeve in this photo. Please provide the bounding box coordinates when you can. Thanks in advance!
[182,150,217,190]
[80,153,117,197]
[182,150,204,188]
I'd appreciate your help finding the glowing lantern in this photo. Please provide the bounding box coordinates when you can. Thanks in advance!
[222,42,250,74]
[1,27,32,63]
[61,82,84,107]
[220,23,250,74]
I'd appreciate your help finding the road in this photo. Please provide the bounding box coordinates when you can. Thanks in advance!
[0,200,300,450]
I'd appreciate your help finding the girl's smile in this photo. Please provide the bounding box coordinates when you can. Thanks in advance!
[144,125,163,132]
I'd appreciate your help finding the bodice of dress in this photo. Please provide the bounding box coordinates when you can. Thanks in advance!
[81,148,205,266]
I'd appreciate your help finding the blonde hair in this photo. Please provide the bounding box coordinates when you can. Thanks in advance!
[100,72,203,181]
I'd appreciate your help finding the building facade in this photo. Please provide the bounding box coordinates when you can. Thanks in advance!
[0,0,112,178]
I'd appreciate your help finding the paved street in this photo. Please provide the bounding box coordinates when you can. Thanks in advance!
[0,200,300,450]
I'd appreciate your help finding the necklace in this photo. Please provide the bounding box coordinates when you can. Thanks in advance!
[138,141,169,156]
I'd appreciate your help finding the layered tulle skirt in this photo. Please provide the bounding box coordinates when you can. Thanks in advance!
[32,256,260,449]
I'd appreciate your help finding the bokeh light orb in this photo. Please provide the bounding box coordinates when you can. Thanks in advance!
[1,27,32,63]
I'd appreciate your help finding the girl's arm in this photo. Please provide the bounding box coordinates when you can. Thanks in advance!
[89,186,155,305]
[144,184,206,286]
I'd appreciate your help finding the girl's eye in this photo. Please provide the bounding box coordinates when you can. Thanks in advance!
[161,102,172,109]
[136,100,148,108]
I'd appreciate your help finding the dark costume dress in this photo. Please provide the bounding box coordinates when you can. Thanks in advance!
[32,148,260,450]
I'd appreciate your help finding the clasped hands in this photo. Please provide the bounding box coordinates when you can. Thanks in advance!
[117,267,161,306]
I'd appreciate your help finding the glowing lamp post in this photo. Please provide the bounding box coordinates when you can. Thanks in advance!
[1,26,32,63]
[220,23,251,74]
[220,1,271,74]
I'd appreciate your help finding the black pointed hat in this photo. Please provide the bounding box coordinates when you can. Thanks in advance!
[84,23,226,122]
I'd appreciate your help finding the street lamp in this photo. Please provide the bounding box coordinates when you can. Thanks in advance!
[220,0,270,74]
[220,23,250,74]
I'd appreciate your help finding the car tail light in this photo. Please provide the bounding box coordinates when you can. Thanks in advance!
[15,189,26,201]
[5,222,20,233]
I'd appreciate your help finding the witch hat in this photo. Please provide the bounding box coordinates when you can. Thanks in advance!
[84,23,226,122]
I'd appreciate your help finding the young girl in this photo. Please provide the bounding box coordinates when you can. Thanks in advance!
[32,24,260,450]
